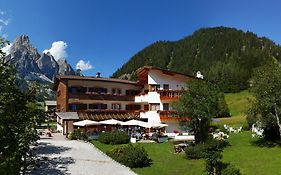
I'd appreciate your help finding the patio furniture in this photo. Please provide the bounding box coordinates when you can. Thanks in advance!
[130,137,137,143]
[174,143,188,153]
[157,136,168,143]
[88,134,99,140]
[174,135,195,141]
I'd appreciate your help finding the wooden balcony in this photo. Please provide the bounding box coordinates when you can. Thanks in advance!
[158,110,190,121]
[69,92,135,101]
[157,90,185,101]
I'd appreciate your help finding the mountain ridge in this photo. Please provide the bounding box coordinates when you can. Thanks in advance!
[112,26,281,92]
[3,35,77,100]
[4,35,77,84]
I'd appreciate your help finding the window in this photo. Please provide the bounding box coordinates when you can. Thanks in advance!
[163,84,169,90]
[68,104,87,110]
[144,104,149,111]
[69,104,77,111]
[112,103,121,110]
[89,103,107,110]
[68,87,77,94]
[77,87,87,94]
[126,104,141,111]
[68,87,87,94]
[150,103,160,111]
[151,84,160,91]
[126,90,138,96]
[89,87,107,94]
[112,88,121,94]
[163,103,169,111]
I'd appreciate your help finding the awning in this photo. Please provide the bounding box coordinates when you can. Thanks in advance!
[73,120,100,126]
[78,111,139,121]
[121,120,168,128]
[99,119,124,125]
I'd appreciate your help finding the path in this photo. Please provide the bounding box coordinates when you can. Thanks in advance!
[27,133,137,175]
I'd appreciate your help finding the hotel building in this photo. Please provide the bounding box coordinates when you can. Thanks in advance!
[54,67,193,134]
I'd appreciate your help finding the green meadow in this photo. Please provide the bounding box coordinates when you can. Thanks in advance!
[92,90,281,175]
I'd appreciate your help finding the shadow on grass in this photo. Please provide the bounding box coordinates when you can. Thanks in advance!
[251,138,281,148]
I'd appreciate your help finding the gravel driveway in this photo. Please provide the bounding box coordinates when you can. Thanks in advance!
[27,133,137,175]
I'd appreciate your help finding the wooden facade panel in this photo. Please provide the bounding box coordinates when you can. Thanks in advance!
[56,79,68,112]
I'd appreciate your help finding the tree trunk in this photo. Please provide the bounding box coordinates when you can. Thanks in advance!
[274,106,281,138]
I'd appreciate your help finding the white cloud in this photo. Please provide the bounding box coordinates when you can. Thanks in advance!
[76,60,93,71]
[0,10,10,38]
[0,19,9,26]
[1,43,12,55]
[43,41,68,60]
[0,10,6,15]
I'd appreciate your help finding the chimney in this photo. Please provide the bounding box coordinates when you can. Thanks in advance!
[96,72,101,78]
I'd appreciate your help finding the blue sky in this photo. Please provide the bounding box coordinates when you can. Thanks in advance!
[0,0,281,77]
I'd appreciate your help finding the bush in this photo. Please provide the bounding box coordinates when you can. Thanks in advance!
[98,131,129,145]
[185,138,230,159]
[221,164,241,175]
[185,144,205,159]
[68,129,88,141]
[107,144,152,168]
[68,132,77,140]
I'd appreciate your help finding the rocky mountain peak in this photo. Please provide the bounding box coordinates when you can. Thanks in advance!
[9,35,40,60]
[57,58,76,76]
[14,35,30,45]
[5,35,76,85]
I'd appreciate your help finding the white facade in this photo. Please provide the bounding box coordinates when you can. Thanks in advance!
[148,69,187,90]
[136,68,190,132]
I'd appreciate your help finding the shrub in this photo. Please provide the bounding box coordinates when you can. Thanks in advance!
[68,132,77,140]
[185,143,205,159]
[98,131,129,145]
[185,138,230,159]
[221,164,241,175]
[107,144,152,168]
[68,129,88,141]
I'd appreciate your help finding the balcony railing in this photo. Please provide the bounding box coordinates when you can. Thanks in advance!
[157,90,185,100]
[68,92,135,101]
[158,110,190,121]
[157,110,178,116]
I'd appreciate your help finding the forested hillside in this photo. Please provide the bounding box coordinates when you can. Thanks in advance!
[112,27,281,92]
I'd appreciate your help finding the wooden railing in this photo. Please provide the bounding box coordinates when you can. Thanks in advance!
[157,90,185,100]
[68,93,135,101]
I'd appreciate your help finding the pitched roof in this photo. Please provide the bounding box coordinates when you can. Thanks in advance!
[56,112,79,120]
[136,66,195,85]
[53,75,141,91]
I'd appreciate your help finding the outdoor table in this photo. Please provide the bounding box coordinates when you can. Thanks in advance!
[174,143,188,153]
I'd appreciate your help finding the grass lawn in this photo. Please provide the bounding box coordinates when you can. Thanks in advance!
[92,141,204,175]
[213,90,254,127]
[224,90,253,117]
[92,132,281,175]
[223,131,281,175]
[91,90,281,175]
